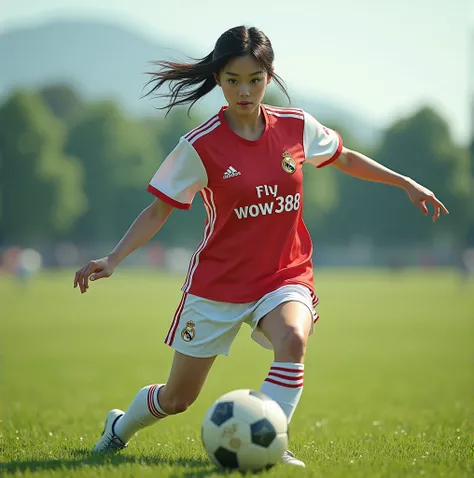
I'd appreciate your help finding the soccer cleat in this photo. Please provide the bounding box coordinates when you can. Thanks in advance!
[282,450,305,467]
[92,409,127,453]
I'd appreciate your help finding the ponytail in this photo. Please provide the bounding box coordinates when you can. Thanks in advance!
[143,51,224,115]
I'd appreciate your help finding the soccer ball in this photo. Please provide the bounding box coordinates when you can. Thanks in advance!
[201,389,288,471]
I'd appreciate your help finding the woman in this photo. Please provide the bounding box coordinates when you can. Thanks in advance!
[74,25,448,467]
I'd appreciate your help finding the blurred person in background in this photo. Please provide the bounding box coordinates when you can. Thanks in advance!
[1,247,43,285]
[74,25,448,467]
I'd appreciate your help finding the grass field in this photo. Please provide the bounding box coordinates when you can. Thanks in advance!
[1,269,473,477]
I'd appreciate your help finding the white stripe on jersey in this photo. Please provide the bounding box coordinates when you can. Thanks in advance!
[182,191,214,292]
[188,121,221,145]
[185,115,219,142]
[265,105,304,116]
[164,293,187,345]
[182,187,217,292]
[267,111,304,120]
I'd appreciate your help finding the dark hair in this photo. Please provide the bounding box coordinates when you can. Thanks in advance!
[143,25,290,114]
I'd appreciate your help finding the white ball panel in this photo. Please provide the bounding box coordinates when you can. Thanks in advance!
[215,389,252,402]
[215,417,251,452]
[266,432,288,464]
[236,443,270,471]
[264,400,288,434]
[201,420,222,454]
[233,395,266,425]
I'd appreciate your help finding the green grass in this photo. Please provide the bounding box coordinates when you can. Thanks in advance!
[1,269,473,477]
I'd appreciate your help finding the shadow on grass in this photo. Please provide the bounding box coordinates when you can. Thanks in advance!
[2,447,236,477]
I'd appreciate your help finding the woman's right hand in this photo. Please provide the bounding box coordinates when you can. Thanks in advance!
[73,256,117,294]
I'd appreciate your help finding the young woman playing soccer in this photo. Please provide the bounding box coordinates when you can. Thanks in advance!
[73,25,448,467]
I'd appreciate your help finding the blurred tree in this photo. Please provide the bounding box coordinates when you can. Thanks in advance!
[0,90,86,245]
[67,100,163,242]
[302,122,367,239]
[150,106,204,154]
[139,107,211,248]
[463,138,474,247]
[321,107,470,246]
[39,84,84,126]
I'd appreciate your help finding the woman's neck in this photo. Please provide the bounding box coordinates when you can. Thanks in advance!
[224,104,265,140]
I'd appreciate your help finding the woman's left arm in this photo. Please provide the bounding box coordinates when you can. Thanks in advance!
[332,147,449,222]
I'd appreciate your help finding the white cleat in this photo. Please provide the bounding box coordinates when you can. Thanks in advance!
[282,450,305,467]
[92,409,127,454]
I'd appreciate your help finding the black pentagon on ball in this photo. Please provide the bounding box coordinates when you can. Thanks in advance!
[251,418,277,447]
[249,390,273,401]
[214,446,239,469]
[210,401,233,426]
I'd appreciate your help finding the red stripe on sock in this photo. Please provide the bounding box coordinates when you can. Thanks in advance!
[147,385,167,419]
[153,385,167,418]
[268,371,304,381]
[265,378,304,388]
[147,385,160,418]
[270,366,304,374]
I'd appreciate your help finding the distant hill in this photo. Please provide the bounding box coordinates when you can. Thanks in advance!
[0,19,381,145]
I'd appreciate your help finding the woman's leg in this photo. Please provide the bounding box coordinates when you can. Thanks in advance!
[257,301,312,467]
[94,351,216,451]
[159,351,217,413]
[257,301,312,421]
[93,288,247,453]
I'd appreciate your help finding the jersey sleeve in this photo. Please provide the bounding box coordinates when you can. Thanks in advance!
[147,137,208,210]
[303,111,343,168]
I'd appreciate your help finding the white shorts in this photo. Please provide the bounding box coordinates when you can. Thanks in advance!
[163,284,319,358]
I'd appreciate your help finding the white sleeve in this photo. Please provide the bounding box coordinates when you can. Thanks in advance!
[147,137,208,209]
[303,111,343,168]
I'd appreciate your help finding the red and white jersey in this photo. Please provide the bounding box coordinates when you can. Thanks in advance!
[147,105,343,303]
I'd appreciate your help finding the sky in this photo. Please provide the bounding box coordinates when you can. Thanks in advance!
[1,0,473,144]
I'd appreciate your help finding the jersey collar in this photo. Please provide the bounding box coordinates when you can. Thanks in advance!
[218,104,269,146]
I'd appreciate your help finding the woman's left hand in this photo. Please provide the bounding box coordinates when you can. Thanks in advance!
[404,178,449,222]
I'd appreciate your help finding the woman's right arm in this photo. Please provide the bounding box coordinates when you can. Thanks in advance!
[74,198,174,294]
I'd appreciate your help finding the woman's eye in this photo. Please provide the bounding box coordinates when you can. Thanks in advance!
[228,79,237,84]
[251,78,262,83]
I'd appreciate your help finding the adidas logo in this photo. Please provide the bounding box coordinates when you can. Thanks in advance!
[223,166,241,179]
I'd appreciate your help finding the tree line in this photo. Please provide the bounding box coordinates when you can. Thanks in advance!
[0,84,472,249]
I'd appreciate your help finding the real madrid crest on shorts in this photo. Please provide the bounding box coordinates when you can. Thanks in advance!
[281,151,297,174]
[181,320,196,342]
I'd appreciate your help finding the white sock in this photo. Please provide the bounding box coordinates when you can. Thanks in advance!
[260,362,304,422]
[114,384,167,442]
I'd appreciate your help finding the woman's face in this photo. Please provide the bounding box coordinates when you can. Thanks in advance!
[216,55,271,116]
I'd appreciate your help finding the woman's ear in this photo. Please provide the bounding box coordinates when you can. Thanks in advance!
[267,67,275,84]
[214,72,221,86]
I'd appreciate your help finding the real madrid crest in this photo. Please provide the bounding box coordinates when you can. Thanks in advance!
[181,321,196,342]
[281,151,297,174]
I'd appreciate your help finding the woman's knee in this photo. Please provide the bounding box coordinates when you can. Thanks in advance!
[165,397,193,415]
[158,386,198,415]
[274,326,308,361]
[158,351,216,415]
